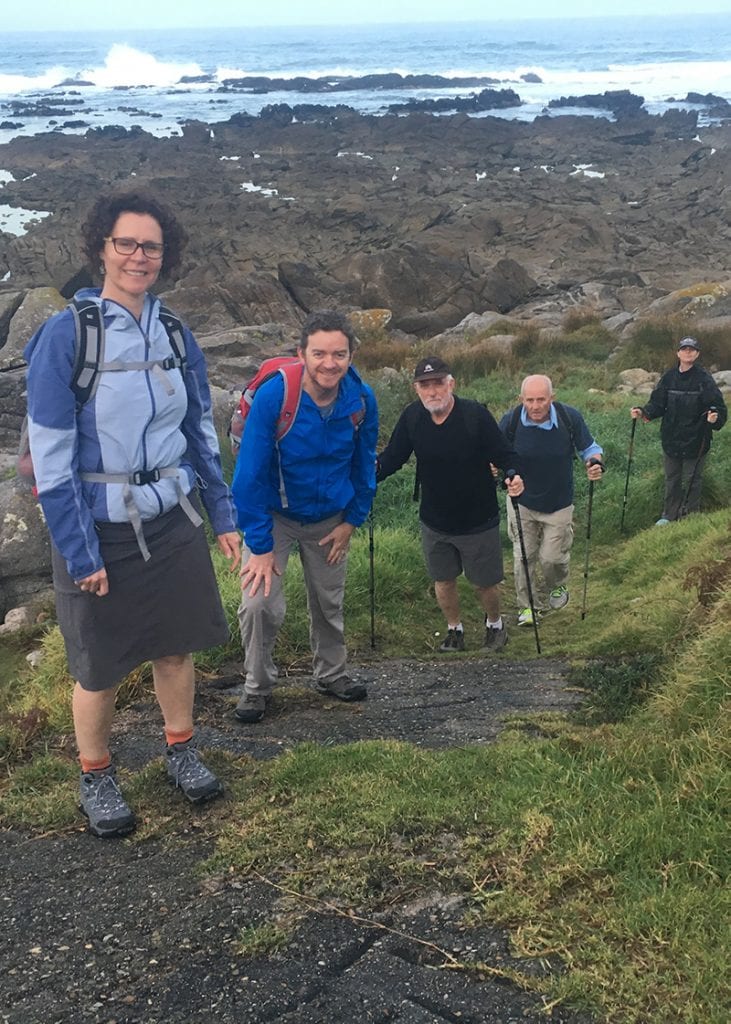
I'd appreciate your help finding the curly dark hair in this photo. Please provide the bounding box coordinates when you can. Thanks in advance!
[81,189,188,278]
[300,309,357,353]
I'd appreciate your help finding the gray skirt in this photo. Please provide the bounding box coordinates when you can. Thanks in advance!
[52,502,231,691]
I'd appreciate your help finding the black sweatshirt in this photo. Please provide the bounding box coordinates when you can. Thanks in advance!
[376,396,519,533]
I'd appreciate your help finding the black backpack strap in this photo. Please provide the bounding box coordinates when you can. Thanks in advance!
[69,300,187,409]
[70,298,105,408]
[505,402,576,452]
[402,403,422,502]
[503,404,522,443]
[554,401,577,455]
[158,304,187,373]
[461,399,489,443]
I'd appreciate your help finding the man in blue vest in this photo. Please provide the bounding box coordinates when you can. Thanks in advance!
[499,374,604,627]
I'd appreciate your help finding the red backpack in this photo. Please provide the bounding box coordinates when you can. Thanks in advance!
[228,357,305,454]
[228,356,366,455]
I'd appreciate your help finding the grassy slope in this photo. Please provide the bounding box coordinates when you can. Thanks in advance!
[1,328,729,1023]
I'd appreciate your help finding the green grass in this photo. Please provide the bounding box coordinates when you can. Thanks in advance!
[1,331,729,1023]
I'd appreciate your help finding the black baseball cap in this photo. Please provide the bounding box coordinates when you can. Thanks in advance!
[678,337,700,351]
[414,356,450,381]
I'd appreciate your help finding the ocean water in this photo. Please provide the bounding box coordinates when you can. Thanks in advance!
[1,14,731,144]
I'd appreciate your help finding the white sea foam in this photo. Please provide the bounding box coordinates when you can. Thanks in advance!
[0,204,51,236]
[0,66,73,95]
[1,19,730,142]
[240,182,278,196]
[571,164,606,179]
[77,45,203,89]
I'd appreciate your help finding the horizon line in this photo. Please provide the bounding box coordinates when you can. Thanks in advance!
[3,11,730,34]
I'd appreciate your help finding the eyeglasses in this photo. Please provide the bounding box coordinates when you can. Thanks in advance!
[104,237,165,259]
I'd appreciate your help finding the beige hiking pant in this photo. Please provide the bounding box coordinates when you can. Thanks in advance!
[506,502,574,610]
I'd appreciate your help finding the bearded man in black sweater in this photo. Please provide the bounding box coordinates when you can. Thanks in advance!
[376,357,524,653]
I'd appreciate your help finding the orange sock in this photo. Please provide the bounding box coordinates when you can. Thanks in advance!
[80,755,111,774]
[165,727,194,748]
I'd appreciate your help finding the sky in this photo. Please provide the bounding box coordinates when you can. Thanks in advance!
[3,1,728,33]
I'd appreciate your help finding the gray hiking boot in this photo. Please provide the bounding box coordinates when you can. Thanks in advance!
[483,623,509,652]
[315,675,367,702]
[79,766,136,839]
[439,628,465,652]
[166,740,223,804]
[234,692,269,723]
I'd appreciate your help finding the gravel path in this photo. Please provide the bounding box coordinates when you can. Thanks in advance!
[1,656,597,1024]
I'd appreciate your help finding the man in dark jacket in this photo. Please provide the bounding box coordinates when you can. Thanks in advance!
[376,356,524,653]
[631,337,726,524]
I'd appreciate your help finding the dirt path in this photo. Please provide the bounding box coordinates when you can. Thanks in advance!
[1,657,596,1024]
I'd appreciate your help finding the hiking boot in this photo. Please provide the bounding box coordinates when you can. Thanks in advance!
[549,585,569,610]
[315,675,367,701]
[166,740,223,804]
[439,628,465,652]
[517,607,538,627]
[79,766,136,839]
[483,623,509,651]
[234,692,269,723]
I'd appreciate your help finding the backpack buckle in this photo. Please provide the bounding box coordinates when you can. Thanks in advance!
[131,468,161,485]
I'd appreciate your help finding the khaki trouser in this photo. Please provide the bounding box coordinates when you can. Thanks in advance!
[506,502,574,610]
[237,512,348,697]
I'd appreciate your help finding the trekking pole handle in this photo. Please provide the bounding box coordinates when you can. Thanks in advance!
[503,468,517,487]
[587,456,605,475]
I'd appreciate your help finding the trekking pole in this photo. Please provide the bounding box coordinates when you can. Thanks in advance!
[577,460,602,618]
[507,473,541,655]
[679,407,715,519]
[620,417,637,533]
[368,510,376,649]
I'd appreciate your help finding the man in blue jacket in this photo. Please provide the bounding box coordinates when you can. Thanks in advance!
[231,310,378,723]
[500,374,604,626]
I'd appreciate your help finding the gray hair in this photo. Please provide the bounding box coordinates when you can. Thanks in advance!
[520,374,553,397]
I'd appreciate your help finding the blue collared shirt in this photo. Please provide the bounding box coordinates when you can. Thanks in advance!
[520,405,603,462]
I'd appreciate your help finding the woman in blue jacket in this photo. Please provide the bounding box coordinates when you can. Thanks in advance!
[25,190,240,837]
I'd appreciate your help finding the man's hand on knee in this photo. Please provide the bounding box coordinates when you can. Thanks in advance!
[240,551,279,598]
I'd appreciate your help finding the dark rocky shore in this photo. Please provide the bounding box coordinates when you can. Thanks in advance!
[1,102,731,340]
[1,105,728,1022]
[1,104,730,612]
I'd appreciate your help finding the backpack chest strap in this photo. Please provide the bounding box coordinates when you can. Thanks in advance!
[92,357,183,395]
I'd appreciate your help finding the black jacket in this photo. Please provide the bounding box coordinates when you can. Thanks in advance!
[376,397,518,534]
[642,363,727,458]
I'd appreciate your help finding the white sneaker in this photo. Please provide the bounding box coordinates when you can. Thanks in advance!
[549,586,569,610]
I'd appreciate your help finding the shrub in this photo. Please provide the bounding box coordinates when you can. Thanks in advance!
[561,306,602,333]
